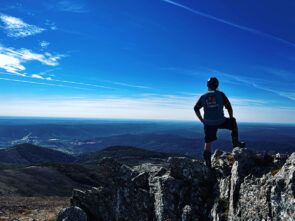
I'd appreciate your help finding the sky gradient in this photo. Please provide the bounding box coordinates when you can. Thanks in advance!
[0,0,294,123]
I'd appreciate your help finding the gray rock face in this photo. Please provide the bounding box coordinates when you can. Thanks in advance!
[71,156,214,221]
[60,148,294,221]
[211,148,294,221]
[57,206,87,221]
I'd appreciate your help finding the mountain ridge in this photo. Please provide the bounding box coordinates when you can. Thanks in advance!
[0,143,76,165]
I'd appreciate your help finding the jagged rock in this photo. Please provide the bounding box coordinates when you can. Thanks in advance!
[149,173,184,220]
[211,149,232,221]
[131,171,149,189]
[71,157,153,221]
[271,152,295,220]
[212,148,293,221]
[69,156,215,221]
[227,153,295,220]
[58,148,294,221]
[96,157,138,185]
[212,149,233,177]
[57,206,87,221]
[228,148,256,220]
[238,174,272,220]
[168,157,208,181]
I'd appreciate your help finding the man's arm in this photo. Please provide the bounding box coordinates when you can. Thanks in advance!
[222,92,234,118]
[194,106,204,123]
[194,97,204,123]
[225,102,233,118]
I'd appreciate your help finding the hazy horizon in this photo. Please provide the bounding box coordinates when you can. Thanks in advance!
[0,115,294,126]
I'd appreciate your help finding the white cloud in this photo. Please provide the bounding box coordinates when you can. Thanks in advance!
[0,46,62,75]
[55,0,87,13]
[0,95,293,123]
[0,14,45,38]
[0,53,25,75]
[40,41,50,49]
[45,20,57,31]
[21,50,61,66]
[31,74,44,79]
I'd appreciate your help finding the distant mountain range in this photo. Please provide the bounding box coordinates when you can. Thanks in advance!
[79,145,183,167]
[0,121,293,156]
[0,143,76,165]
[0,144,176,196]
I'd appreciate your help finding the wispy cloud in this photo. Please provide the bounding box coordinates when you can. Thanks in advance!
[40,41,50,50]
[0,51,25,76]
[0,70,116,90]
[31,74,45,79]
[102,80,153,89]
[220,72,295,101]
[44,20,57,30]
[0,14,45,38]
[50,78,115,89]
[162,0,295,48]
[54,0,88,13]
[31,74,53,81]
[0,45,62,76]
[258,67,295,82]
[0,94,293,123]
[0,77,90,90]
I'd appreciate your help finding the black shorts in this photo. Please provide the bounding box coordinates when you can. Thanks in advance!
[204,118,236,143]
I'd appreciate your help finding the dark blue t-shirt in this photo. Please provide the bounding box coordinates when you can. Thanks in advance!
[195,90,230,125]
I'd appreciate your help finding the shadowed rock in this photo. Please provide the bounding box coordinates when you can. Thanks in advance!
[57,206,87,221]
[58,147,294,221]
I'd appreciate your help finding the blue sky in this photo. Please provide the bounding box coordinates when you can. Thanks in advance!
[0,0,294,123]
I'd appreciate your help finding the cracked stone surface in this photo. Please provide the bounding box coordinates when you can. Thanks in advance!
[57,148,294,221]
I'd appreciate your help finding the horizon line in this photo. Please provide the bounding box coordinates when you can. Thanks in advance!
[0,115,294,126]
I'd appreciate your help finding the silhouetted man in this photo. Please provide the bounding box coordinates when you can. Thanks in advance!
[194,77,245,169]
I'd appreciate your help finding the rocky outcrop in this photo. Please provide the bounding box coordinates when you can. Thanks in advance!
[57,206,87,221]
[59,148,294,221]
[211,148,293,221]
[70,156,215,221]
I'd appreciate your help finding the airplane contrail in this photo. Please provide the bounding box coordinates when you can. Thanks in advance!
[162,0,295,48]
[0,77,92,90]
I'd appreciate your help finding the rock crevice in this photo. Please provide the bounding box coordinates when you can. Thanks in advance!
[59,148,294,221]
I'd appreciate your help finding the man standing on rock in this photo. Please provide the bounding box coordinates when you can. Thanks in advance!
[194,77,245,169]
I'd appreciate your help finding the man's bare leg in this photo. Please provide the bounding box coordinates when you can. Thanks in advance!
[203,142,212,169]
[204,142,212,152]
